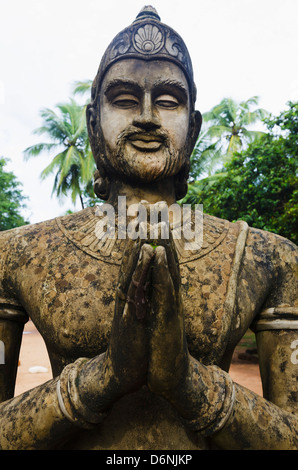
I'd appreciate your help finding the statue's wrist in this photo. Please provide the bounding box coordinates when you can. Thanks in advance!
[170,357,236,436]
[56,356,107,429]
[186,364,235,436]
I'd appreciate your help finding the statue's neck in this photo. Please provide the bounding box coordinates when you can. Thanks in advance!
[107,178,177,208]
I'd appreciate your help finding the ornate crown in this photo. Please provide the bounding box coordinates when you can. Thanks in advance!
[91,6,196,106]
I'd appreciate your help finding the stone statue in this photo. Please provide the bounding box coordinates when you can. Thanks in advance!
[0,6,297,450]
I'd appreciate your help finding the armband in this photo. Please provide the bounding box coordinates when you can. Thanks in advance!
[0,297,28,323]
[251,307,298,332]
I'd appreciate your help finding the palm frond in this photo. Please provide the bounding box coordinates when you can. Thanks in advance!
[240,129,266,142]
[40,151,68,179]
[38,108,71,141]
[24,96,93,208]
[57,100,82,136]
[23,142,59,160]
[72,105,88,143]
[240,108,268,126]
[56,145,78,188]
[194,96,268,173]
[239,96,259,109]
[72,80,93,96]
[81,150,96,183]
[205,124,232,139]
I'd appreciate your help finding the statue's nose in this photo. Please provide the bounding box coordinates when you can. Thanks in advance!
[133,94,161,131]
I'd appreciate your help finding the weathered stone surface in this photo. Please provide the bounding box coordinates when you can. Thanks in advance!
[0,6,297,450]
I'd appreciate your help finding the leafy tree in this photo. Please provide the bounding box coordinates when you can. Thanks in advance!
[189,121,223,181]
[184,102,298,245]
[0,157,29,231]
[185,97,268,208]
[203,96,268,158]
[24,98,96,209]
[187,96,268,202]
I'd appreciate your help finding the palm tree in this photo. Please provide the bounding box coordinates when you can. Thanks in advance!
[183,96,268,205]
[203,96,268,159]
[72,79,93,100]
[189,121,223,181]
[24,98,96,209]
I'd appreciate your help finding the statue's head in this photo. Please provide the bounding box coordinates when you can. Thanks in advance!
[87,6,202,201]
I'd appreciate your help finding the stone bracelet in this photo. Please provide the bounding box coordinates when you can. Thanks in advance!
[57,357,106,429]
[182,365,236,437]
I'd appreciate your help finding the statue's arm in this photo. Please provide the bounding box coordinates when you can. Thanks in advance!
[209,236,298,449]
[148,229,298,449]
[0,308,108,449]
[0,304,28,402]
[0,313,105,448]
[0,232,30,403]
[0,234,96,449]
[0,237,151,449]
[0,306,107,449]
[0,238,70,448]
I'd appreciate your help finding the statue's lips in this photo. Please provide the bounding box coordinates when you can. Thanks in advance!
[127,134,164,151]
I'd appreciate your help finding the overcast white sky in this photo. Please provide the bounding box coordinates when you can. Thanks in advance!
[1,0,298,224]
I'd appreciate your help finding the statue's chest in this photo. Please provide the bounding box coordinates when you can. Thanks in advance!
[29,255,119,364]
[28,248,236,371]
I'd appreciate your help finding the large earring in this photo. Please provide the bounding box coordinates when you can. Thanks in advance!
[86,104,96,136]
[93,168,110,201]
[189,110,202,152]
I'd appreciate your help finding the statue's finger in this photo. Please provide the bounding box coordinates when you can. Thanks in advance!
[124,243,155,320]
[151,246,176,307]
[118,237,142,295]
[148,223,180,292]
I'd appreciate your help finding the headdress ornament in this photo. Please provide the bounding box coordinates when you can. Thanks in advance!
[91,5,196,106]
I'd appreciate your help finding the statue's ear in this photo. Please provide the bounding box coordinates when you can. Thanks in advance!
[86,103,97,137]
[189,110,202,153]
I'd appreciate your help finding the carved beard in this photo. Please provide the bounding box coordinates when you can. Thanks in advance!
[102,125,187,184]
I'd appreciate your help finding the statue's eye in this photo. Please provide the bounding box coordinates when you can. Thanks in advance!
[155,94,179,109]
[112,94,139,109]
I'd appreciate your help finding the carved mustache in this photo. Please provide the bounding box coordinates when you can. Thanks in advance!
[116,126,171,148]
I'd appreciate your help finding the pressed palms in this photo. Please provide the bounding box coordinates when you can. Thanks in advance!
[24,98,95,209]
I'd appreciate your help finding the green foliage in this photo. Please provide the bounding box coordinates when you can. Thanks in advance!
[0,157,29,231]
[184,102,298,245]
[72,80,92,101]
[189,122,223,181]
[190,96,268,181]
[24,98,96,209]
[203,96,268,156]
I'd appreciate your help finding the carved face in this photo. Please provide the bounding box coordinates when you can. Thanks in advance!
[98,59,191,183]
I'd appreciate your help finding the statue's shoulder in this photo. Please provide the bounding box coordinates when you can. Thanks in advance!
[245,223,297,268]
[56,206,96,234]
[201,213,297,261]
[179,211,297,271]
[56,206,125,264]
[245,227,298,333]
[0,213,66,247]
[202,212,240,236]
[175,211,245,263]
[0,219,60,319]
[0,219,48,251]
[0,210,94,263]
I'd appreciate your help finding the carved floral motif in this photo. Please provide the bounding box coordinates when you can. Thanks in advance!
[133,24,164,54]
[109,33,130,59]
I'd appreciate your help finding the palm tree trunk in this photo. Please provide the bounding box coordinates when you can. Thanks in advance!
[79,194,85,210]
